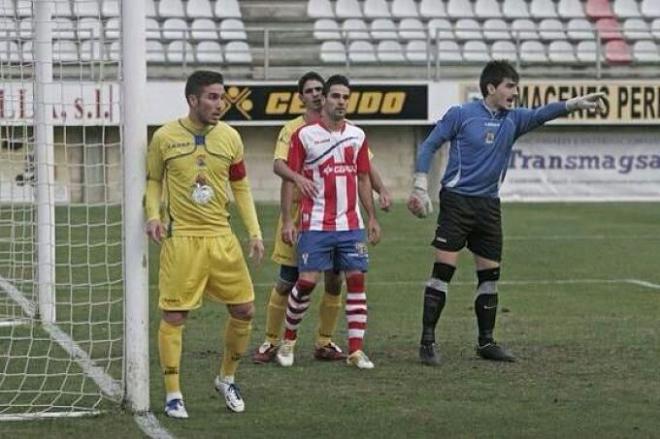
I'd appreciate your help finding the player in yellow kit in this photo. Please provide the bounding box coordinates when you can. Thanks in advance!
[145,70,264,418]
[252,72,391,364]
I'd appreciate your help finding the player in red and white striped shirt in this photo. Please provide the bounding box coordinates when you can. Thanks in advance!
[277,75,381,369]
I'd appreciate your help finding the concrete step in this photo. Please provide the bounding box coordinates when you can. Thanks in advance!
[240,0,307,22]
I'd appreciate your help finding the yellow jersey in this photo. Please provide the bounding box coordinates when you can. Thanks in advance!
[146,117,261,238]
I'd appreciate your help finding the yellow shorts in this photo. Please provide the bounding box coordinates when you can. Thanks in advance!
[270,203,300,267]
[158,234,255,310]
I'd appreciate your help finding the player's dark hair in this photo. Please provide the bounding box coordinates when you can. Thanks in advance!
[479,60,519,97]
[297,71,325,94]
[185,70,224,102]
[323,74,350,96]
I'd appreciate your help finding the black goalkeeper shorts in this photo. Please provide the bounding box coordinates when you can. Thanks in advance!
[430,189,502,262]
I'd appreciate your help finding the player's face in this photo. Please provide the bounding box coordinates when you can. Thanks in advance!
[300,79,324,112]
[323,84,350,122]
[190,83,225,125]
[489,78,519,110]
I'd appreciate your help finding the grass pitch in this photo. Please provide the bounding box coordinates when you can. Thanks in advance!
[2,202,660,438]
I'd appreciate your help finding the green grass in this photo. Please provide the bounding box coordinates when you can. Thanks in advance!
[2,202,660,438]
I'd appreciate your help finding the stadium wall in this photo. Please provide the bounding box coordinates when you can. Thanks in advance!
[2,80,660,203]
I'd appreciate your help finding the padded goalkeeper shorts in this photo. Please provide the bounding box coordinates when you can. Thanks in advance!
[158,233,255,310]
[432,189,502,262]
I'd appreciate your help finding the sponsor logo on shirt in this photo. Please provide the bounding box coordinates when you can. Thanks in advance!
[322,164,357,176]
[166,142,191,149]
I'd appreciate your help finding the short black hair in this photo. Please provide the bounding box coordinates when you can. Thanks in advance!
[479,60,519,97]
[323,74,350,96]
[185,70,224,102]
[297,71,325,94]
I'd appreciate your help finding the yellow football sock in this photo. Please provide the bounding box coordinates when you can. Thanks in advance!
[220,317,252,378]
[316,292,342,347]
[265,287,288,345]
[158,319,183,396]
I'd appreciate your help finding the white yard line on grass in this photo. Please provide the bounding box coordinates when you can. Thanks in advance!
[258,235,660,243]
[134,412,175,439]
[0,274,173,439]
[0,276,36,318]
[254,278,660,290]
[625,279,660,289]
[43,323,123,401]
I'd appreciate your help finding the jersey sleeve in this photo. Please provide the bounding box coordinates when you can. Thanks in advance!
[287,128,306,173]
[415,105,461,173]
[228,130,247,180]
[273,124,291,161]
[145,130,164,221]
[227,130,262,239]
[357,138,371,174]
[513,101,568,138]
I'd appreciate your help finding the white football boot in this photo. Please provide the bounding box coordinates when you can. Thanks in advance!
[215,376,245,413]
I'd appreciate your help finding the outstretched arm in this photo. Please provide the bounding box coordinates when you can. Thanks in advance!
[516,92,607,137]
[565,92,606,112]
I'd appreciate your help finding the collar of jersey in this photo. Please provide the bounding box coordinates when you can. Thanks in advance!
[178,117,216,136]
[479,100,507,119]
[318,118,346,134]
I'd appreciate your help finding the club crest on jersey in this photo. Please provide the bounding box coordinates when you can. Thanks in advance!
[191,174,214,205]
[196,155,207,167]
[484,131,495,144]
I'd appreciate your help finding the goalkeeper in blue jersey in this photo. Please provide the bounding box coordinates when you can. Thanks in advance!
[407,60,605,365]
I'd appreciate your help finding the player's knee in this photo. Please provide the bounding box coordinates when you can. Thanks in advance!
[228,302,255,321]
[431,262,456,283]
[275,279,295,295]
[345,272,365,293]
[162,311,188,326]
[476,267,500,295]
[295,278,316,296]
[323,271,342,295]
[276,265,298,294]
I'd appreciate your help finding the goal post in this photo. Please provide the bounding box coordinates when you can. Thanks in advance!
[0,0,150,419]
[34,0,56,326]
[121,0,149,414]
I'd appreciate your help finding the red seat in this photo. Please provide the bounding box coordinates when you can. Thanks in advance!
[605,40,632,63]
[585,0,614,19]
[596,18,623,40]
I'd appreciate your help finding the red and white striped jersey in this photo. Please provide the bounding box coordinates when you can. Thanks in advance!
[288,120,370,232]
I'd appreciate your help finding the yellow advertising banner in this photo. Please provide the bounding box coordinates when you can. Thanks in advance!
[461,81,660,125]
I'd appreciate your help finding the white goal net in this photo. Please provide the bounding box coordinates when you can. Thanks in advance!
[0,0,141,420]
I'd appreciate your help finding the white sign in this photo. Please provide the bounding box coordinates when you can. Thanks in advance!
[0,82,119,125]
[501,131,660,201]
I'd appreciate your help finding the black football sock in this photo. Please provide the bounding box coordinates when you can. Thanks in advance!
[420,262,455,346]
[475,293,497,346]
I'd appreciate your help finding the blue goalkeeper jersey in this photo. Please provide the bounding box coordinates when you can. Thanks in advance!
[415,100,568,198]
